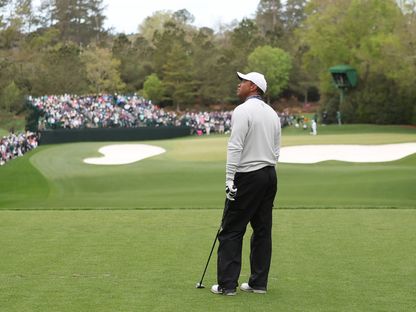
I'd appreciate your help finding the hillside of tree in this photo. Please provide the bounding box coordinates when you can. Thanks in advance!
[0,0,415,127]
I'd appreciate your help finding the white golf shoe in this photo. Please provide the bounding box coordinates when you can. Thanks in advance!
[210,284,236,296]
[240,282,267,294]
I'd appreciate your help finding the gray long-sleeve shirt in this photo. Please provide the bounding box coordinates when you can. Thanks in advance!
[226,97,281,183]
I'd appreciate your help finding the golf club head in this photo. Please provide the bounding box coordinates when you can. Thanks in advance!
[195,282,205,289]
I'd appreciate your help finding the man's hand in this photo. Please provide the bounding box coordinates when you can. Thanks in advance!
[225,181,237,201]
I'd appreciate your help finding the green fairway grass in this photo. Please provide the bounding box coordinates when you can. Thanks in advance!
[0,209,415,312]
[0,124,415,311]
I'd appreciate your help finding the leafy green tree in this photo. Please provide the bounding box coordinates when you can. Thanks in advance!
[211,18,266,105]
[142,73,164,104]
[81,45,125,93]
[229,18,265,70]
[1,0,413,126]
[190,27,226,106]
[348,73,413,124]
[162,42,195,111]
[0,0,28,49]
[283,0,307,34]
[172,8,194,25]
[246,45,292,103]
[0,81,23,112]
[0,0,38,36]
[42,0,106,44]
[112,34,149,92]
[0,27,55,98]
[256,0,285,46]
[86,0,106,41]
[139,9,195,44]
[31,42,88,95]
[138,10,176,43]
[299,0,415,124]
[151,20,184,77]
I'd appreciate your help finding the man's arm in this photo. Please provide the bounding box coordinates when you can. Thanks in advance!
[225,108,249,183]
[275,117,281,162]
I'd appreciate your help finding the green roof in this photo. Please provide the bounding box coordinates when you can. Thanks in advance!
[329,64,355,73]
[329,64,358,88]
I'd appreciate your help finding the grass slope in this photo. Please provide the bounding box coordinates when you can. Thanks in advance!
[0,125,415,209]
[0,148,49,208]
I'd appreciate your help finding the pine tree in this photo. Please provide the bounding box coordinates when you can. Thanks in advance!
[255,0,285,45]
[41,0,105,44]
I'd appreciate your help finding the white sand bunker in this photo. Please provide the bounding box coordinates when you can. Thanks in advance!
[279,143,416,164]
[83,144,166,165]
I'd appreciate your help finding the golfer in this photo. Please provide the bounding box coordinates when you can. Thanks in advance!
[211,72,281,296]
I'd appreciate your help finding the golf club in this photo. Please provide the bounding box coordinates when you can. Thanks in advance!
[196,198,230,289]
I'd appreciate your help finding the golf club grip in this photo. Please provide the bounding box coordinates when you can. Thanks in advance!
[221,198,231,227]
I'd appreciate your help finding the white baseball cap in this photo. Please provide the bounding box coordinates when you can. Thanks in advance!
[237,72,267,93]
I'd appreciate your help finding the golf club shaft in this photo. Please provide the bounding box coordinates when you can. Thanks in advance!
[197,226,220,286]
[197,199,230,286]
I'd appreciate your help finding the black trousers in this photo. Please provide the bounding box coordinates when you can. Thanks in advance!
[217,166,277,290]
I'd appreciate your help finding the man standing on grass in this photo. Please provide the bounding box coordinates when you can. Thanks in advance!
[211,72,281,296]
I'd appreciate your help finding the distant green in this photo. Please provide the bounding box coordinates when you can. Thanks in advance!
[0,124,415,210]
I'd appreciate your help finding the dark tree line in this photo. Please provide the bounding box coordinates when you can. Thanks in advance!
[0,0,415,124]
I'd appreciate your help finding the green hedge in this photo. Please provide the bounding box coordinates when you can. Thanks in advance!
[39,127,190,144]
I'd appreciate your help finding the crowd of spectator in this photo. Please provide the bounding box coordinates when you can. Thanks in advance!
[29,94,234,135]
[0,95,311,167]
[179,111,232,135]
[0,131,38,166]
[278,111,319,129]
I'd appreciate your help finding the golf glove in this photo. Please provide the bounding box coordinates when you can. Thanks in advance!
[225,181,237,201]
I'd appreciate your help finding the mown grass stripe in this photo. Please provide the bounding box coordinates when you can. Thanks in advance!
[1,206,414,211]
